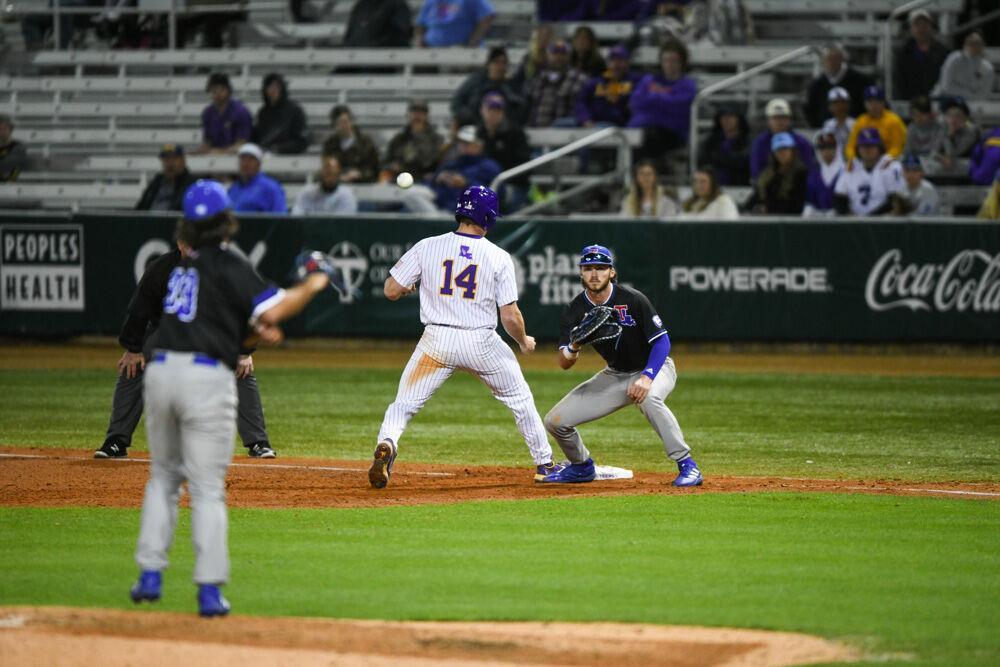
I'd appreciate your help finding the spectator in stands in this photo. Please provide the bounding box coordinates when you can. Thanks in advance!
[575,45,642,128]
[343,0,413,47]
[414,0,495,48]
[805,44,872,127]
[570,26,606,78]
[0,114,27,183]
[628,40,697,168]
[744,132,808,215]
[698,104,751,186]
[680,167,739,220]
[526,40,587,127]
[199,73,253,154]
[322,105,380,183]
[477,93,530,212]
[803,132,843,218]
[820,88,855,157]
[405,125,501,213]
[903,96,945,159]
[292,156,359,215]
[21,0,98,50]
[894,9,949,101]
[844,87,906,162]
[969,126,1000,186]
[381,99,444,184]
[179,0,246,49]
[935,32,995,100]
[514,24,554,91]
[451,47,526,127]
[935,97,980,171]
[835,128,907,217]
[750,98,814,181]
[227,144,287,214]
[900,154,940,216]
[619,159,679,219]
[252,73,310,155]
[135,144,197,212]
[976,169,1000,220]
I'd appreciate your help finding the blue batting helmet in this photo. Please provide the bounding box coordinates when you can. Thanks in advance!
[455,185,500,230]
[856,127,883,148]
[580,244,614,267]
[183,179,231,221]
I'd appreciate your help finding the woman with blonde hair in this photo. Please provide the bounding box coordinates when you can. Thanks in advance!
[681,166,739,219]
[619,159,679,218]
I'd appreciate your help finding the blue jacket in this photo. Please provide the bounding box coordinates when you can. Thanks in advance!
[969,126,1000,186]
[228,173,287,214]
[432,154,502,211]
[626,74,697,140]
[750,130,816,181]
[575,70,643,126]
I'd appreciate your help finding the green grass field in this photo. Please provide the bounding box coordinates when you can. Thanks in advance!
[1,362,999,666]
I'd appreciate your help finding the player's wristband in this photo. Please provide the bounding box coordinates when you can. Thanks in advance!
[561,346,579,360]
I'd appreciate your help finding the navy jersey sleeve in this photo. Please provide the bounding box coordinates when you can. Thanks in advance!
[635,292,667,344]
[558,301,580,349]
[223,253,285,325]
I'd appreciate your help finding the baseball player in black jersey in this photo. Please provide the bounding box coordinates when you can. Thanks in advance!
[129,180,335,617]
[95,243,276,460]
[538,244,703,486]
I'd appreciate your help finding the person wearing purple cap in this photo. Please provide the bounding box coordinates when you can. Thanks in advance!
[805,44,873,127]
[477,93,530,211]
[744,132,808,215]
[804,131,844,217]
[414,0,495,47]
[969,126,1000,186]
[900,154,940,216]
[835,128,907,216]
[575,45,642,128]
[627,40,698,165]
[844,86,906,161]
[525,39,587,127]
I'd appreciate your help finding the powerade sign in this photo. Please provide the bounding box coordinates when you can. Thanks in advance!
[0,224,84,311]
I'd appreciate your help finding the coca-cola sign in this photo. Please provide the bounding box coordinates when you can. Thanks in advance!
[865,249,1000,313]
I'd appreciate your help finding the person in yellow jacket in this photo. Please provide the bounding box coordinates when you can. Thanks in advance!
[977,168,1000,220]
[845,86,907,161]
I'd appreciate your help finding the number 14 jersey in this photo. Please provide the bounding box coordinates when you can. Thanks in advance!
[390,231,519,330]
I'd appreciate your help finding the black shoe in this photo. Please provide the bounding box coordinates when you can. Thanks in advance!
[247,442,276,459]
[94,441,127,459]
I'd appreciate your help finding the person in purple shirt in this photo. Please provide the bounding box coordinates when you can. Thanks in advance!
[575,45,642,127]
[415,0,495,48]
[804,131,843,217]
[749,97,815,180]
[969,126,1000,186]
[227,144,287,214]
[200,73,253,154]
[627,41,697,166]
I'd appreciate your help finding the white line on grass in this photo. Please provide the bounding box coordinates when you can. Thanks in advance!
[0,452,454,477]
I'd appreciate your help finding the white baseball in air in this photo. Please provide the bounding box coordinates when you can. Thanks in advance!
[396,172,414,189]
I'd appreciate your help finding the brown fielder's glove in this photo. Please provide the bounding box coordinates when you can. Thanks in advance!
[570,305,622,347]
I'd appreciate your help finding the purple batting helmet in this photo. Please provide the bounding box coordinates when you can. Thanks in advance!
[455,185,500,230]
[183,179,231,221]
[856,127,883,148]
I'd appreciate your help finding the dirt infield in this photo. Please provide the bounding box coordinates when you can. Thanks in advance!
[0,606,859,667]
[2,447,997,508]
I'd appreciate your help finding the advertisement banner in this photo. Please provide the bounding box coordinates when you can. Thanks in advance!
[0,212,996,342]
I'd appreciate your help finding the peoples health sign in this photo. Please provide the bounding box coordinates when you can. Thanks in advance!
[1,224,85,311]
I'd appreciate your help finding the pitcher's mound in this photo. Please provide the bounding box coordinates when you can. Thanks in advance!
[0,606,857,666]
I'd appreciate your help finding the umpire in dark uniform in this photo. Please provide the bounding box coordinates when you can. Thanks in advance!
[96,241,275,459]
[538,244,703,487]
[129,179,336,616]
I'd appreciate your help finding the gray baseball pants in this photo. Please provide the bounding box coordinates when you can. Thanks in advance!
[543,358,691,464]
[104,364,268,447]
[135,353,236,585]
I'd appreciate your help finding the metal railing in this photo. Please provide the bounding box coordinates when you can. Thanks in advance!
[688,45,820,177]
[5,1,247,50]
[490,125,633,216]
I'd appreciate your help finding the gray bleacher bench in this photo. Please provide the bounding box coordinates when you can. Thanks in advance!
[743,0,963,13]
[252,22,347,44]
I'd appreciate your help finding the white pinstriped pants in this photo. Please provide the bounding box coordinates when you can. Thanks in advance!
[378,325,554,465]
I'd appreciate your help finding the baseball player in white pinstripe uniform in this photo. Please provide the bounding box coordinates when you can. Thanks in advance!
[370,185,561,488]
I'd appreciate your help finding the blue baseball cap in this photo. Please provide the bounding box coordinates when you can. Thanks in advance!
[857,127,883,147]
[580,244,614,267]
[183,179,231,221]
[901,153,922,170]
[863,85,885,101]
[770,132,796,152]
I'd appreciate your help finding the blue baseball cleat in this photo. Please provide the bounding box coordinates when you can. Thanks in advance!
[368,441,397,489]
[673,457,703,487]
[534,461,565,482]
[197,584,231,618]
[130,570,161,603]
[540,458,596,483]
